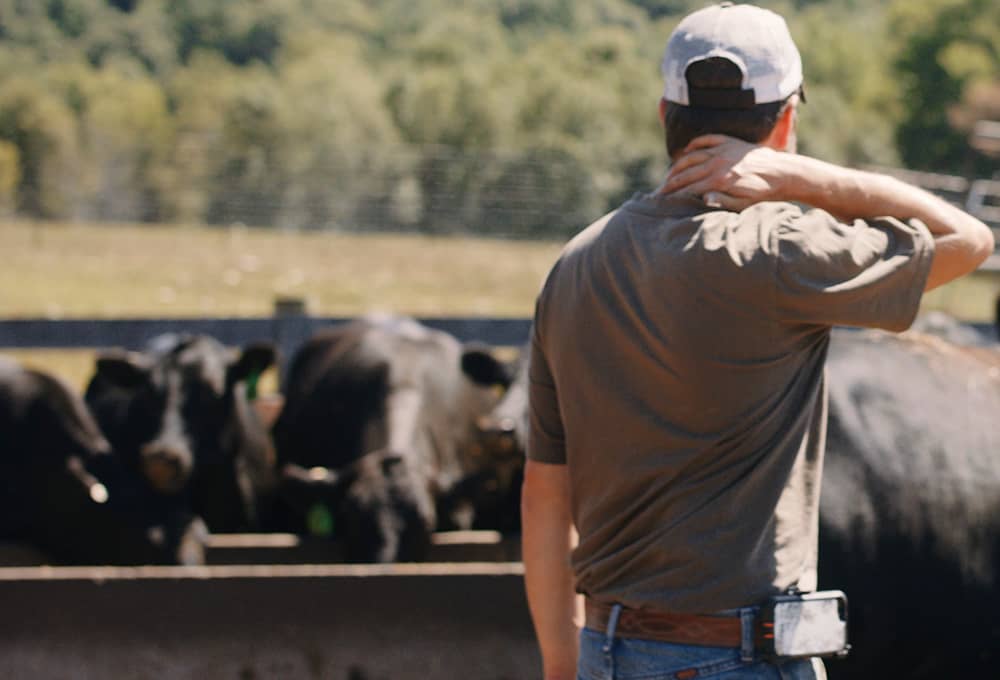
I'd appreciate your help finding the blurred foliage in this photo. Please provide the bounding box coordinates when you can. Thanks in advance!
[0,0,995,236]
[0,139,19,213]
[889,0,999,175]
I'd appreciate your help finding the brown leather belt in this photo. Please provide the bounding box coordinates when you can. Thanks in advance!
[585,599,745,648]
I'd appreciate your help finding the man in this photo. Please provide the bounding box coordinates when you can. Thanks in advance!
[521,4,993,680]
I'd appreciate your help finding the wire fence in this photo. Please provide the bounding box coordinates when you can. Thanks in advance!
[4,146,641,240]
[6,147,997,239]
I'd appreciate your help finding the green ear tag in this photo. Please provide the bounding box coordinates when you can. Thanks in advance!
[307,503,335,537]
[245,369,261,401]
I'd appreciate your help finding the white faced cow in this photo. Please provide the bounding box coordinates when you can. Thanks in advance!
[85,334,277,534]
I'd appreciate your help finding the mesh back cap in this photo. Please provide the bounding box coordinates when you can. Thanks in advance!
[661,3,802,107]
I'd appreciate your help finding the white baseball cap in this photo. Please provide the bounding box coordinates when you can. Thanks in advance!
[661,3,803,109]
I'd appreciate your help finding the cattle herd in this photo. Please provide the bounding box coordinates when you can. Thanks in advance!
[2,311,999,678]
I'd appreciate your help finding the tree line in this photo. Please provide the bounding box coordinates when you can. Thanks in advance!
[0,0,996,237]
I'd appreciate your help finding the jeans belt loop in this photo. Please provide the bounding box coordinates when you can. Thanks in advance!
[739,607,756,663]
[602,603,623,654]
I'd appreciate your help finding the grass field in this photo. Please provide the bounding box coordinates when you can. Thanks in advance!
[1,221,564,318]
[2,220,564,389]
[4,219,1000,388]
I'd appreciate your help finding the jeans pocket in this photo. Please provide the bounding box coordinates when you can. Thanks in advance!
[610,638,744,679]
[578,628,611,680]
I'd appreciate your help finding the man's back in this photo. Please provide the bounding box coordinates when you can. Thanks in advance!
[531,191,931,613]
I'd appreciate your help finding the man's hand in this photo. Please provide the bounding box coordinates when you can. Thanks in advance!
[662,134,790,211]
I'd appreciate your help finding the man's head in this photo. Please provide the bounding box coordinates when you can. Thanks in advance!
[659,3,804,159]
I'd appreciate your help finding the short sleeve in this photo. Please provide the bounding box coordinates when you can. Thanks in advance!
[773,210,935,331]
[527,317,566,465]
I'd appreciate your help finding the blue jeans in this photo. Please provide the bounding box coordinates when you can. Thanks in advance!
[578,623,826,680]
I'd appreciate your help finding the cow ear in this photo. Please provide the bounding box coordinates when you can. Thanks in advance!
[94,351,151,389]
[228,343,278,384]
[461,344,513,388]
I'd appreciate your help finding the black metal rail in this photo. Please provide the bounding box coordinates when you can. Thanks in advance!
[0,315,534,359]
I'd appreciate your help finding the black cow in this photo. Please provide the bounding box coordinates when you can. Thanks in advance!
[819,328,1000,679]
[0,357,205,565]
[910,309,995,347]
[85,334,277,533]
[272,315,516,562]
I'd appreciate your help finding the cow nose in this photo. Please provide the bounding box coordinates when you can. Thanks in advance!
[476,415,516,435]
[475,416,519,455]
[140,441,193,493]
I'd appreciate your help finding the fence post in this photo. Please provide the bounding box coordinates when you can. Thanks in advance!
[272,297,313,382]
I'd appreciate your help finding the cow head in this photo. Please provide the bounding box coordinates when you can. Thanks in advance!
[448,345,528,533]
[448,340,519,470]
[279,450,433,563]
[0,358,207,565]
[86,335,277,532]
[272,316,519,560]
[466,344,527,464]
[2,359,115,510]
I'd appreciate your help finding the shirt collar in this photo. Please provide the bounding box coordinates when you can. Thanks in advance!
[625,190,710,219]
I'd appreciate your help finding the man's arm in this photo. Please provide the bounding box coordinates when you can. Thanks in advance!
[522,459,582,680]
[662,135,994,291]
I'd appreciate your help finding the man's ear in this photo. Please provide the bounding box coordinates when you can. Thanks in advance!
[658,98,668,127]
[764,99,798,152]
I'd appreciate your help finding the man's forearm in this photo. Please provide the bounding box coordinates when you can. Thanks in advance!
[780,155,994,289]
[783,155,990,240]
[522,461,582,680]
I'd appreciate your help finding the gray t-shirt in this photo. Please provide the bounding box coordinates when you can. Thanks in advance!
[528,191,934,613]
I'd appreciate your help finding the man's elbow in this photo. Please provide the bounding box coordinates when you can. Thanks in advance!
[952,216,993,268]
[925,220,996,291]
[971,222,995,266]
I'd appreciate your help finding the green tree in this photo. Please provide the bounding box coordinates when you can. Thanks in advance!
[890,0,1000,174]
[0,0,988,236]
[166,0,288,67]
[790,2,901,166]
[87,0,178,75]
[46,62,173,221]
[0,76,79,218]
[381,11,515,232]
[0,139,21,215]
[168,56,292,227]
[277,34,403,230]
[161,54,264,225]
[499,28,664,233]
